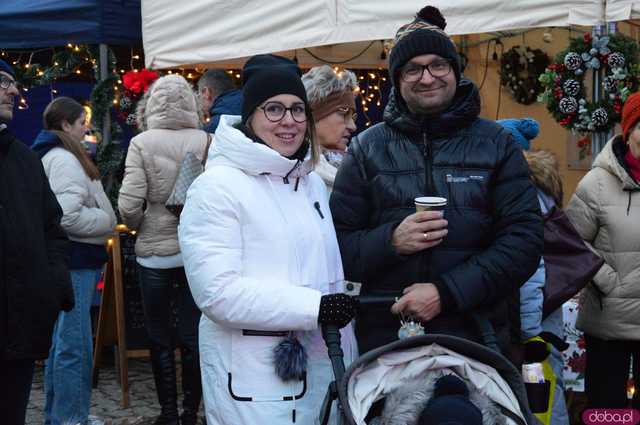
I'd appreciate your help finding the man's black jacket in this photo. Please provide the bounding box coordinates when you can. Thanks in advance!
[0,128,73,360]
[330,80,543,354]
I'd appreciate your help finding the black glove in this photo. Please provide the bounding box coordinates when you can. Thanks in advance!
[318,294,357,328]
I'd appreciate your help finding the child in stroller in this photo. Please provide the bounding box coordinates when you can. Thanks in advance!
[320,304,535,425]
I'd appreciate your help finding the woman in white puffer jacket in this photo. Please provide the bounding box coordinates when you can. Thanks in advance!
[179,54,358,425]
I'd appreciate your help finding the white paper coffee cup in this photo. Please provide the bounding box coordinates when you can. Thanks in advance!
[414,196,447,212]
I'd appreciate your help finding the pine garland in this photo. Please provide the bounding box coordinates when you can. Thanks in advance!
[14,44,123,212]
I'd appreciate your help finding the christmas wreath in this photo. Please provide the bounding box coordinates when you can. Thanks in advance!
[538,32,640,134]
[116,69,160,128]
[500,46,550,105]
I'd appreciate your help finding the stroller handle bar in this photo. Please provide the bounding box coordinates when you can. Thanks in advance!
[356,294,397,306]
[322,325,345,377]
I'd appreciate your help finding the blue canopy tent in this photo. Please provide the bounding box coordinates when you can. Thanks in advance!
[0,0,142,144]
[0,0,141,48]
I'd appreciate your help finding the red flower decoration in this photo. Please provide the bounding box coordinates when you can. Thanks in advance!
[560,115,575,126]
[567,351,586,374]
[613,101,623,113]
[123,69,159,95]
[547,63,567,74]
[584,32,592,43]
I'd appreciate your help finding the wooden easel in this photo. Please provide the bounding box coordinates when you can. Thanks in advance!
[92,230,143,408]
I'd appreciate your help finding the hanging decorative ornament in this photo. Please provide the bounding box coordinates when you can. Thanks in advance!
[564,52,583,70]
[125,113,137,126]
[592,108,609,127]
[398,320,425,339]
[563,79,581,97]
[581,36,611,69]
[119,96,132,110]
[603,76,618,92]
[607,52,626,69]
[396,298,426,340]
[559,97,578,114]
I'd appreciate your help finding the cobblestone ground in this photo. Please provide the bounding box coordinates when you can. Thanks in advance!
[26,358,204,425]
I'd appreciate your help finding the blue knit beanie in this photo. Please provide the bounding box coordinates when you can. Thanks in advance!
[0,59,15,78]
[497,118,540,151]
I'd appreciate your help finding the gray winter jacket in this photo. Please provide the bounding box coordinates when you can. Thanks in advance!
[566,135,640,340]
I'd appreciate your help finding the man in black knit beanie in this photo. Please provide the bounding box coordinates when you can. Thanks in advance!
[330,5,543,360]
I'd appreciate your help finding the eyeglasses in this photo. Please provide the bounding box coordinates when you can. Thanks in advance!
[0,75,21,91]
[259,101,307,123]
[400,60,452,83]
[335,106,357,124]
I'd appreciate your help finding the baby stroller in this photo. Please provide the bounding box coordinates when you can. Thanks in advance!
[319,296,535,425]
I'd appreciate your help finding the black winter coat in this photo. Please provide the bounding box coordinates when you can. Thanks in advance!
[0,128,73,360]
[330,81,543,354]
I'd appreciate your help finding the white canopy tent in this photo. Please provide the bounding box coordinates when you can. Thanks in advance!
[142,0,611,70]
[608,0,640,21]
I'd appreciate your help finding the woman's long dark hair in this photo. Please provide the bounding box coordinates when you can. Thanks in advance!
[43,97,100,180]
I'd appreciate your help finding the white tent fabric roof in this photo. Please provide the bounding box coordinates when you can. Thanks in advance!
[142,0,606,69]
[607,0,640,21]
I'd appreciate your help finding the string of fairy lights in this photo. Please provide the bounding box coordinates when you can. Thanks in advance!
[1,44,390,128]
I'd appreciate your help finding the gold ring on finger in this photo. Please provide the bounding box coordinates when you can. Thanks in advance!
[423,232,429,241]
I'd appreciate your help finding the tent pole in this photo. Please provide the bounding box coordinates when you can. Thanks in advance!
[591,24,605,159]
[99,43,111,147]
[591,0,615,160]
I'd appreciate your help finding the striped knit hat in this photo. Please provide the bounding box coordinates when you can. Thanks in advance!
[388,6,460,87]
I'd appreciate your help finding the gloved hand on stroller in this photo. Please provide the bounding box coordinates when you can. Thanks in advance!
[318,293,358,328]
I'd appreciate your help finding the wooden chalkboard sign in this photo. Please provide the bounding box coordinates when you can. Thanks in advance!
[120,232,151,350]
[92,229,132,407]
[119,232,180,350]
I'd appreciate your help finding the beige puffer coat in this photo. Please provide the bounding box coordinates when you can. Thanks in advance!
[566,135,640,340]
[118,75,209,258]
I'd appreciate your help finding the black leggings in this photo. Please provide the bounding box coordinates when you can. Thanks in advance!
[137,265,200,352]
[584,334,640,409]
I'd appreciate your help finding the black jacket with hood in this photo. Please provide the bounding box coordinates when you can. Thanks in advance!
[330,80,543,354]
[0,127,73,360]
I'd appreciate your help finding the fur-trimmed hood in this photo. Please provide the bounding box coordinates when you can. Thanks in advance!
[136,74,201,131]
[593,135,640,190]
[524,149,563,208]
[369,373,505,425]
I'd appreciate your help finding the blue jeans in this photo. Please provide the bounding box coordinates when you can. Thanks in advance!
[44,269,101,425]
